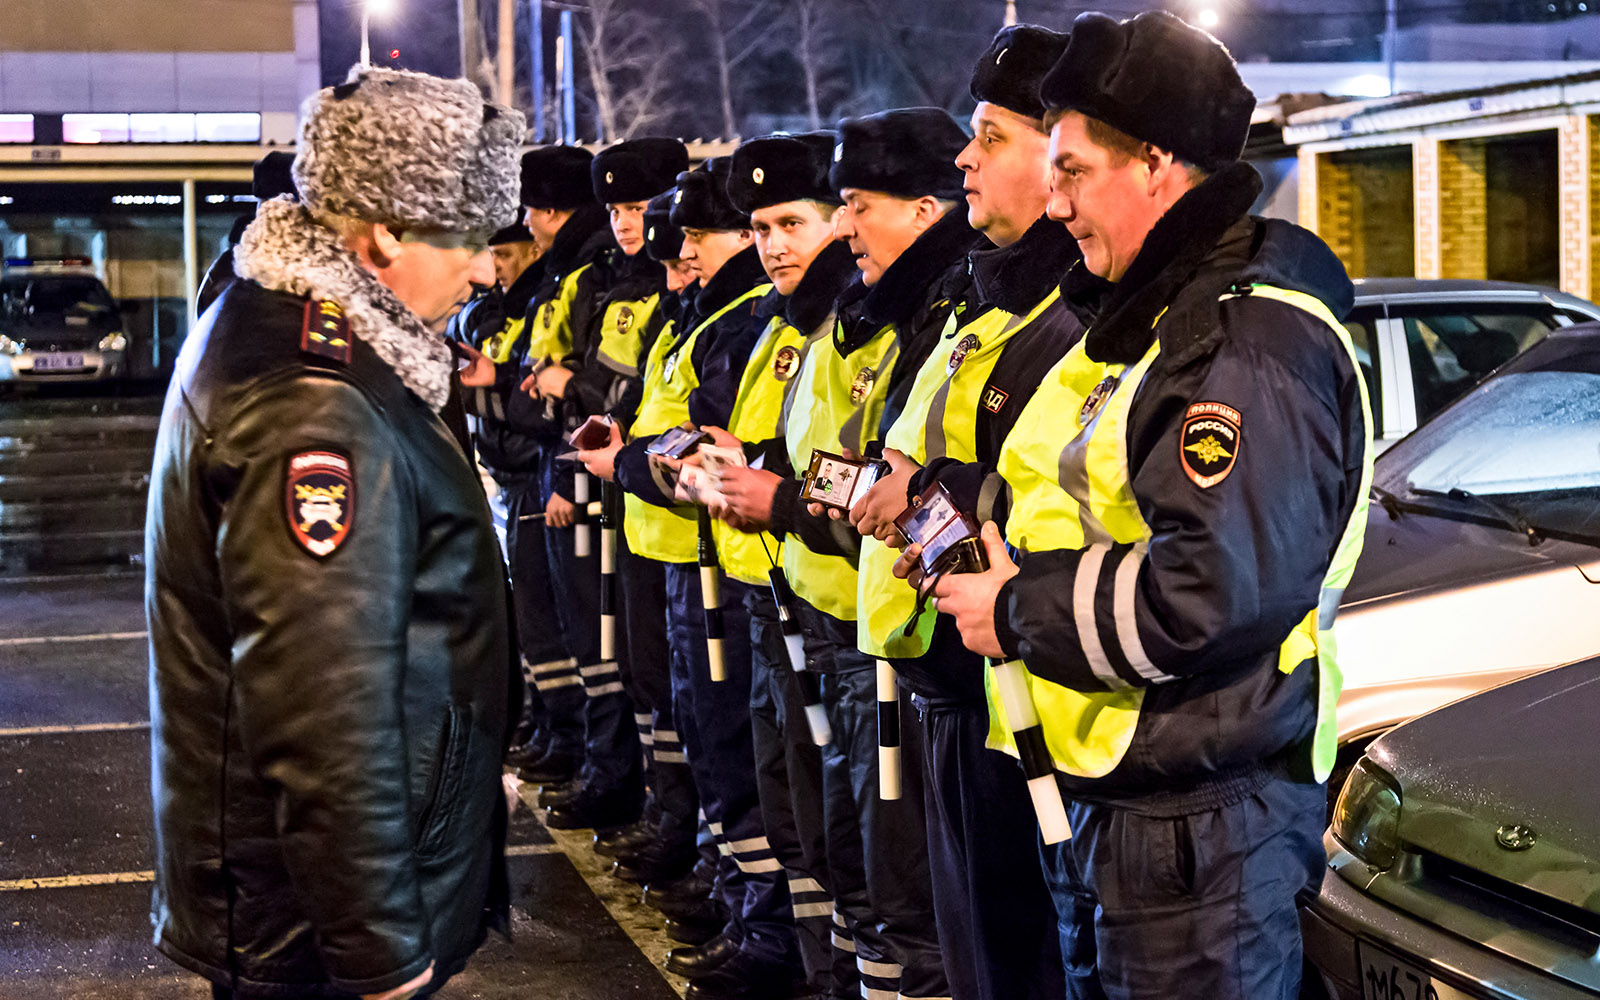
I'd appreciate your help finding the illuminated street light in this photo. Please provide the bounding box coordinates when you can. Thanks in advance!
[361,0,394,69]
[1196,7,1221,28]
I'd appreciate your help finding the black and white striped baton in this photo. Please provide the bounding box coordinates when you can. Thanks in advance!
[767,568,831,746]
[988,657,1071,844]
[697,508,727,682]
[573,470,592,558]
[877,659,901,800]
[598,480,619,663]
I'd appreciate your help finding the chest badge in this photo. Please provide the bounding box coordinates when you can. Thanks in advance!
[1078,375,1119,426]
[615,305,635,334]
[1180,402,1242,488]
[773,345,800,381]
[663,351,680,382]
[285,451,355,558]
[947,333,979,376]
[849,366,876,404]
[541,303,555,330]
[301,299,351,364]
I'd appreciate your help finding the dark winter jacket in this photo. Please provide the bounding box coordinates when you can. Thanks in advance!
[994,162,1366,806]
[456,260,546,487]
[145,201,514,996]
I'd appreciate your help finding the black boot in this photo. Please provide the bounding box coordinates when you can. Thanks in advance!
[645,868,716,911]
[613,841,697,885]
[504,733,549,769]
[516,747,579,785]
[665,934,738,978]
[538,777,584,811]
[546,784,643,831]
[593,821,654,858]
[664,915,722,945]
[684,950,808,999]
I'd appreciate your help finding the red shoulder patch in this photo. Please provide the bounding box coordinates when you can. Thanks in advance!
[301,299,352,364]
[285,451,355,557]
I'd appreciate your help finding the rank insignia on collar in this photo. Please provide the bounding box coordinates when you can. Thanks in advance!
[1180,402,1241,488]
[615,305,634,333]
[285,451,355,558]
[982,385,1008,413]
[773,344,800,381]
[1078,375,1118,425]
[947,333,979,376]
[301,299,351,364]
[849,366,876,404]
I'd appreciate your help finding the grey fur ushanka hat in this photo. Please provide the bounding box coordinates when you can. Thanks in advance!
[293,66,525,234]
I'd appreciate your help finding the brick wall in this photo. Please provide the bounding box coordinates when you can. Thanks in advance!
[1438,138,1488,280]
[1313,146,1415,279]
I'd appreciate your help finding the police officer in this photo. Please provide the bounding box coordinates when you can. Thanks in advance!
[146,66,523,1000]
[928,13,1373,999]
[846,26,1080,1000]
[196,150,296,316]
[552,137,689,836]
[718,108,980,1000]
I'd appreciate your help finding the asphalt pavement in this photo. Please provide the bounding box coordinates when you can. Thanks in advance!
[0,388,683,1000]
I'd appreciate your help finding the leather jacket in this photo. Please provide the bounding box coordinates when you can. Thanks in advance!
[145,263,515,996]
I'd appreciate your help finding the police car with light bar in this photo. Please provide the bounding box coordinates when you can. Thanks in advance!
[0,257,128,384]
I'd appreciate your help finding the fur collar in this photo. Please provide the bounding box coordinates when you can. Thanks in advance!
[692,244,769,319]
[502,256,544,317]
[785,241,859,334]
[542,203,614,284]
[233,197,452,410]
[605,247,667,302]
[969,214,1083,315]
[860,207,982,329]
[1072,161,1262,366]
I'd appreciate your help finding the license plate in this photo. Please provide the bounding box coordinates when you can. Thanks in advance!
[1359,941,1479,1000]
[32,352,84,371]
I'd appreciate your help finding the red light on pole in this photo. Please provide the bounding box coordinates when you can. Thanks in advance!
[389,49,400,60]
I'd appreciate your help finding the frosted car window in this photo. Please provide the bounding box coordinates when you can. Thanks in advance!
[1400,372,1600,496]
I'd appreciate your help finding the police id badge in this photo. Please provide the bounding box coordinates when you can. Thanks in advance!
[800,449,887,513]
[895,482,988,579]
[285,451,355,557]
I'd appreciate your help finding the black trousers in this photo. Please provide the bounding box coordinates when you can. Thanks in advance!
[797,600,947,1000]
[618,543,697,853]
[919,698,1065,1000]
[747,586,834,989]
[504,482,582,756]
[1042,767,1326,1000]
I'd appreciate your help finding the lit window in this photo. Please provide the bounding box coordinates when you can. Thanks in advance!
[0,115,33,143]
[63,114,131,144]
[130,114,197,143]
[195,114,261,143]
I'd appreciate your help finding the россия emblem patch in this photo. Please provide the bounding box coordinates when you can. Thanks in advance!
[1180,402,1241,488]
[285,451,355,557]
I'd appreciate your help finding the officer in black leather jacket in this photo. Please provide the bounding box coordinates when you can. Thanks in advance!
[145,67,524,1000]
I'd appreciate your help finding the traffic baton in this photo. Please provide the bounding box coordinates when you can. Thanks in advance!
[989,657,1071,844]
[768,568,831,746]
[698,508,726,682]
[877,659,902,801]
[573,470,592,558]
[598,480,618,662]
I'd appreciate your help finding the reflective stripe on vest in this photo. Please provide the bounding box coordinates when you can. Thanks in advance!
[623,285,770,564]
[528,263,591,363]
[598,293,661,377]
[483,315,527,365]
[782,320,900,622]
[857,290,1060,658]
[717,313,816,586]
[985,284,1374,783]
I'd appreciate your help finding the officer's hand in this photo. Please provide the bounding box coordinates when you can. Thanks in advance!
[698,425,743,450]
[892,543,924,587]
[456,343,496,387]
[717,466,782,530]
[546,492,576,529]
[363,963,433,1000]
[929,522,1017,659]
[576,422,624,481]
[850,447,918,541]
[536,364,574,399]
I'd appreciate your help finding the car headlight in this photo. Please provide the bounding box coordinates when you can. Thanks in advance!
[0,333,20,356]
[98,333,127,352]
[1332,757,1404,870]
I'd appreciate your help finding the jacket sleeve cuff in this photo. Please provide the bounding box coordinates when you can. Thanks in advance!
[994,576,1024,661]
[327,952,433,998]
[768,478,803,538]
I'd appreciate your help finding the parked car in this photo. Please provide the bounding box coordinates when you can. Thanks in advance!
[1330,321,1600,789]
[0,257,128,385]
[1302,657,1600,999]
[1344,279,1600,450]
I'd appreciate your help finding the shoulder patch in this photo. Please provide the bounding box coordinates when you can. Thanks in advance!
[981,384,1008,413]
[301,300,352,364]
[285,451,355,558]
[1180,402,1241,488]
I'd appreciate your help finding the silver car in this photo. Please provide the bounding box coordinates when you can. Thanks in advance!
[1302,657,1600,999]
[1344,279,1600,451]
[0,260,129,384]
[1330,321,1600,786]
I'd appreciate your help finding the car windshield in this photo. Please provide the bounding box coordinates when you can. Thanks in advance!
[1375,368,1600,544]
[1,276,116,319]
